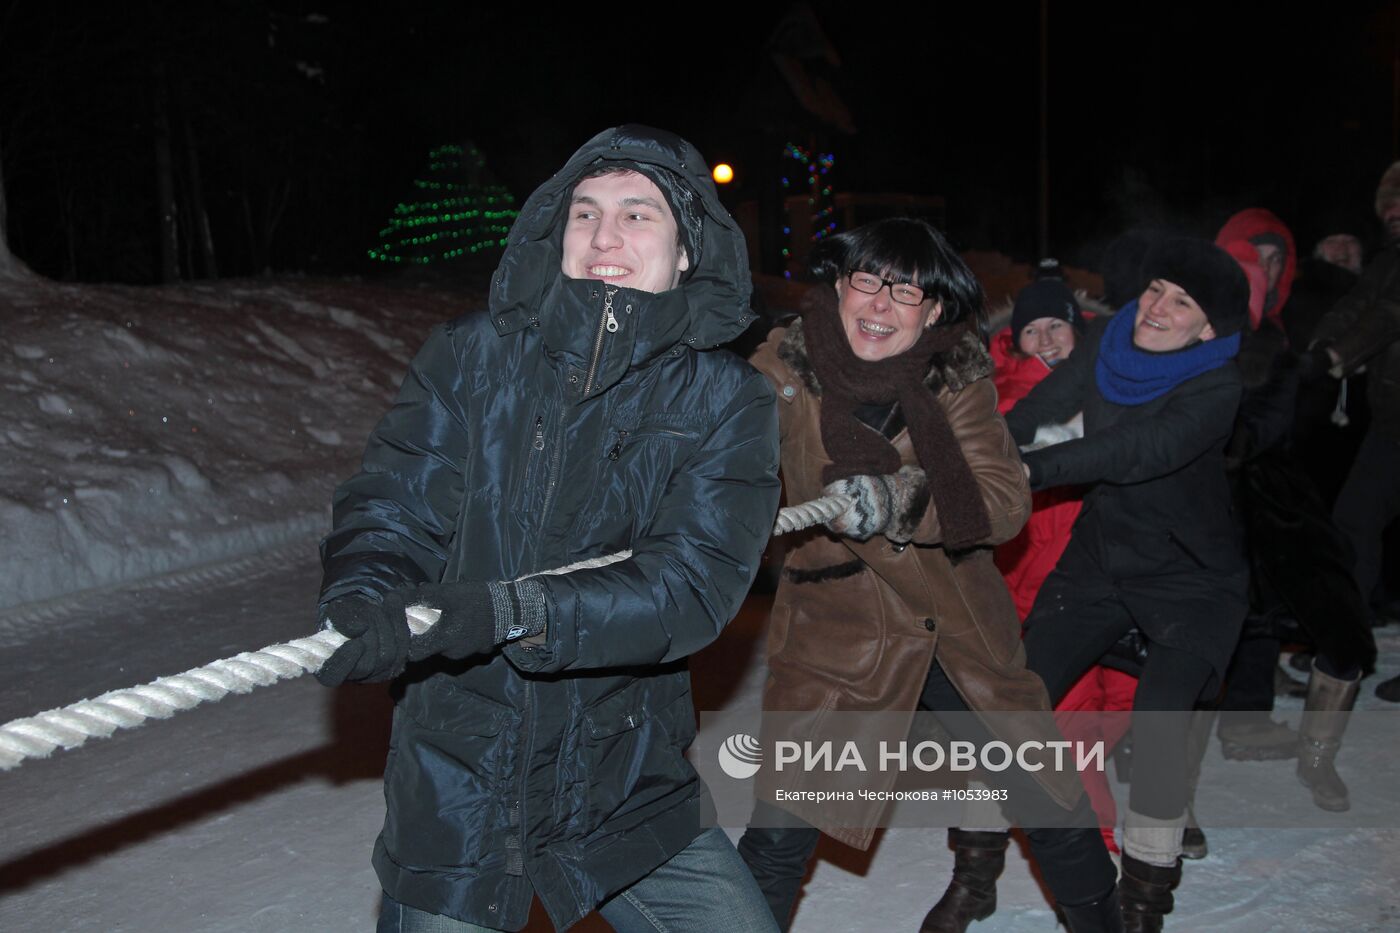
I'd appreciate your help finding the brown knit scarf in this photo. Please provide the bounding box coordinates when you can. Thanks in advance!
[801,288,993,551]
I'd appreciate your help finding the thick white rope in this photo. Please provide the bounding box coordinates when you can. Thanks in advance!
[0,494,849,771]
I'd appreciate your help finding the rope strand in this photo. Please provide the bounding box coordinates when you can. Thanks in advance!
[0,494,850,771]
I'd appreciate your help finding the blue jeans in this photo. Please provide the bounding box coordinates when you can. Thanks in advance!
[377,828,778,933]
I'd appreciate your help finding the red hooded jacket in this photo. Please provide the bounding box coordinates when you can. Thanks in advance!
[990,328,1084,620]
[1215,208,1297,330]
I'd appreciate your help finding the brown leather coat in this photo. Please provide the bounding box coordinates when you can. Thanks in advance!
[751,320,1082,849]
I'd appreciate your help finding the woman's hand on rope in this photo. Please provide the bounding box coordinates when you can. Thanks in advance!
[821,465,929,543]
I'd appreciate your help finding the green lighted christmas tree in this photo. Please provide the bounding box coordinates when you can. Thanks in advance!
[368,143,519,266]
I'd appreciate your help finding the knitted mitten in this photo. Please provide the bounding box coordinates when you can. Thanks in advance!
[824,466,928,542]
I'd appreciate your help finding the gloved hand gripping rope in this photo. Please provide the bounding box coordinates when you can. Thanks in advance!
[0,492,857,771]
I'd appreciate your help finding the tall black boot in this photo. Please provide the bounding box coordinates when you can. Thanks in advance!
[1118,855,1181,933]
[1296,666,1360,812]
[920,829,1008,933]
[1059,885,1125,933]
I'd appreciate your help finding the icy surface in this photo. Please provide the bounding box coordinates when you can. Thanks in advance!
[1,277,1398,931]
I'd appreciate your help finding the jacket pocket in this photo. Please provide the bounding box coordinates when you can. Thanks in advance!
[601,412,702,461]
[381,679,515,871]
[578,681,697,836]
[946,549,1022,667]
[579,413,703,539]
[768,569,888,685]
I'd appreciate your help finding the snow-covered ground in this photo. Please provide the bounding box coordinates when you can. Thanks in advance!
[1,277,1398,931]
[0,277,466,614]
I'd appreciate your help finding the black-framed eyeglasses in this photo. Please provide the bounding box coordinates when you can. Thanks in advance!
[846,271,927,306]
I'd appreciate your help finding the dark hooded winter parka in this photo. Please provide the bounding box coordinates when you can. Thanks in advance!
[319,126,781,931]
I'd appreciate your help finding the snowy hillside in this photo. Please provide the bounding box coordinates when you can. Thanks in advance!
[0,278,469,613]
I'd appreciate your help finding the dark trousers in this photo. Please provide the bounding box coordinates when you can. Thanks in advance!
[1333,430,1400,610]
[1218,628,1280,728]
[1224,447,1377,698]
[1023,596,1216,820]
[737,659,1115,930]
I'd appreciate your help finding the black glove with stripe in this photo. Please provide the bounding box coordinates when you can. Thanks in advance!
[401,579,549,662]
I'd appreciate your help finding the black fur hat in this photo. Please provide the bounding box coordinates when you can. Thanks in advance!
[1140,237,1249,338]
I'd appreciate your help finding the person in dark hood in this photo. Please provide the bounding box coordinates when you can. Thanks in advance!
[1285,227,1368,502]
[314,126,783,932]
[1306,160,1400,705]
[1202,210,1376,815]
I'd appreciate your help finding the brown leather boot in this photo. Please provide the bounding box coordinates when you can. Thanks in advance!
[1118,854,1181,933]
[1297,667,1360,812]
[920,829,1008,933]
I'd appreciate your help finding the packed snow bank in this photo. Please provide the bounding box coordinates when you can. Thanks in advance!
[0,278,471,612]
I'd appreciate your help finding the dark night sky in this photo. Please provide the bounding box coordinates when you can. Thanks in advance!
[2,1,1396,283]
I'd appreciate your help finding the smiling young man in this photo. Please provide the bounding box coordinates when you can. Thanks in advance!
[1005,237,1249,931]
[561,169,691,295]
[314,126,781,932]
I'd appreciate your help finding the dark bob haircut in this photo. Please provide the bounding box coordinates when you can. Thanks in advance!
[808,217,986,329]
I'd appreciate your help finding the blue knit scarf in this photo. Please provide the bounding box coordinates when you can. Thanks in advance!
[1095,301,1241,406]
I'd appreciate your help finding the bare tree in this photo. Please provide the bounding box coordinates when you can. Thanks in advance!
[0,140,34,280]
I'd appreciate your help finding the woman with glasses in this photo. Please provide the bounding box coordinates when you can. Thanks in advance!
[735,218,1120,932]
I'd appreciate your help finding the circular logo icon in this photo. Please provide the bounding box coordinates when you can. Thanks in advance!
[718,733,763,779]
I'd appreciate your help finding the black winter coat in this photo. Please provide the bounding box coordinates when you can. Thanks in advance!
[1313,246,1400,442]
[1006,316,1248,685]
[319,127,781,931]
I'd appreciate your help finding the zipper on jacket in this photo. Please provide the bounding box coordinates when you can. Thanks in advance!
[515,413,547,512]
[538,405,569,532]
[582,286,618,397]
[607,429,629,460]
[509,680,535,878]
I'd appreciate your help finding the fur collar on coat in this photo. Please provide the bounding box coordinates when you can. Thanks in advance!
[774,316,993,400]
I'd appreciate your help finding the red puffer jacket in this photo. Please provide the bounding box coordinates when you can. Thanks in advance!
[989,328,1083,620]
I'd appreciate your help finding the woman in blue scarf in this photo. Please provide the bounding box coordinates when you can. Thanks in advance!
[1005,238,1249,933]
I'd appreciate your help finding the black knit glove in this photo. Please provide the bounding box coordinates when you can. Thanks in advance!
[402,579,548,662]
[823,466,929,543]
[316,594,411,687]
